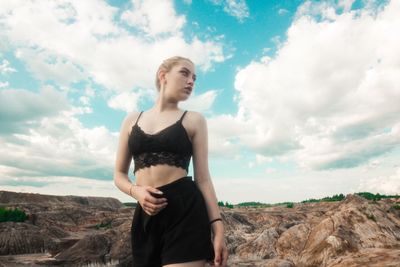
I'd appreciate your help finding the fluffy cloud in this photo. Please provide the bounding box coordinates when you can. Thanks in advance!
[358,168,400,195]
[233,0,400,169]
[0,111,118,180]
[180,90,218,113]
[121,0,185,36]
[209,0,250,22]
[0,59,16,75]
[0,85,118,182]
[108,91,142,113]
[15,48,86,86]
[0,81,9,88]
[0,87,69,134]
[278,9,289,16]
[207,114,251,157]
[0,0,226,92]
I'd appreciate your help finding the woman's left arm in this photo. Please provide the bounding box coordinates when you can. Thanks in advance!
[190,112,228,266]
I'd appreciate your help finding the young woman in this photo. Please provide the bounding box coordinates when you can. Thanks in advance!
[114,56,228,267]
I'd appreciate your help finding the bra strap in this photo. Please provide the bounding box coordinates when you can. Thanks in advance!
[134,111,143,125]
[179,110,188,122]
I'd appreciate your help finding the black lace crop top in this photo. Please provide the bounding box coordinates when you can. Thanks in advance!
[128,111,192,174]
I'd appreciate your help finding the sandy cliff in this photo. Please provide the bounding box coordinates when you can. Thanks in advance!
[0,191,399,267]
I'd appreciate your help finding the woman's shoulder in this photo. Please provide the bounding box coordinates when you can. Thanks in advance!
[183,110,207,136]
[120,111,142,131]
[185,110,206,124]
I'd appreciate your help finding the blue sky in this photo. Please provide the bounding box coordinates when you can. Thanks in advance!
[1,0,399,204]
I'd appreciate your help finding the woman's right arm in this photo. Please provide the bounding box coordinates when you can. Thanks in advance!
[113,113,137,198]
[113,113,168,215]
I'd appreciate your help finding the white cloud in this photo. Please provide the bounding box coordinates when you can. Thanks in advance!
[0,85,118,181]
[0,0,226,93]
[256,154,273,165]
[179,90,218,112]
[0,81,9,88]
[0,87,69,134]
[121,0,186,36]
[15,48,86,86]
[108,91,142,112]
[278,9,289,16]
[232,0,400,169]
[358,168,400,195]
[207,114,251,157]
[224,0,249,22]
[338,0,356,12]
[0,59,16,74]
[79,86,96,105]
[0,111,118,180]
[209,0,249,22]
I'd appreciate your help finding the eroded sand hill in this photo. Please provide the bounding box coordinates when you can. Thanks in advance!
[0,191,399,266]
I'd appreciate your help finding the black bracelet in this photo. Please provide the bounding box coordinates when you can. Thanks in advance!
[209,218,222,225]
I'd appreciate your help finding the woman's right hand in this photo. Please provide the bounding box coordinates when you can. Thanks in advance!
[134,185,168,216]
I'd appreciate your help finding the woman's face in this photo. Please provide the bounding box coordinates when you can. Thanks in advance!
[162,60,196,101]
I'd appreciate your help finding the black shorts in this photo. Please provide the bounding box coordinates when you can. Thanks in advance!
[131,176,214,267]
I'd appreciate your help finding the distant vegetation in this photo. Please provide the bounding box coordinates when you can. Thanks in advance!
[286,202,294,208]
[354,192,398,201]
[236,202,273,208]
[366,213,377,222]
[123,202,137,207]
[301,193,346,203]
[0,207,28,222]
[95,220,112,229]
[218,201,234,208]
[217,192,399,209]
[121,192,399,210]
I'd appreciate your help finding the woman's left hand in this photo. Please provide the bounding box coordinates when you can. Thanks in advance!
[212,233,228,266]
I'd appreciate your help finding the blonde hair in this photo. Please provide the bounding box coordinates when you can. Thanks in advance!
[155,56,194,91]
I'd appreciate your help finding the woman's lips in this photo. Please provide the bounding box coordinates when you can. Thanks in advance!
[184,87,192,94]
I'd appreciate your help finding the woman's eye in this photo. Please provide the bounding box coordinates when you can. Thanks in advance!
[180,71,188,76]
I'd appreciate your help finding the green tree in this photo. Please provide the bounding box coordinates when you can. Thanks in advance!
[0,207,28,222]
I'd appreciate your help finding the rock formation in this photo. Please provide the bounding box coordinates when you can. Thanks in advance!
[0,190,399,266]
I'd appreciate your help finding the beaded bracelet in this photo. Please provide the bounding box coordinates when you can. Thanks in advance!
[209,218,223,225]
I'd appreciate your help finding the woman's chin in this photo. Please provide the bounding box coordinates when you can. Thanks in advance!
[179,94,191,101]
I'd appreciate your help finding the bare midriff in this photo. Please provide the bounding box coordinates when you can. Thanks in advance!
[135,165,188,188]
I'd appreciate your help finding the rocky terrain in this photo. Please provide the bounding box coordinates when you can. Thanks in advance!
[0,190,399,267]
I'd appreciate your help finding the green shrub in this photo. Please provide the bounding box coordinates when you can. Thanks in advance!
[301,193,345,203]
[225,201,234,209]
[0,207,28,222]
[356,192,399,201]
[123,202,137,207]
[237,201,272,208]
[391,204,400,210]
[366,213,376,222]
[217,201,234,208]
[95,221,112,229]
[216,192,399,210]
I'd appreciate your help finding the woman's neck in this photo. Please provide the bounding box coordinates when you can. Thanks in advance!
[153,96,179,112]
